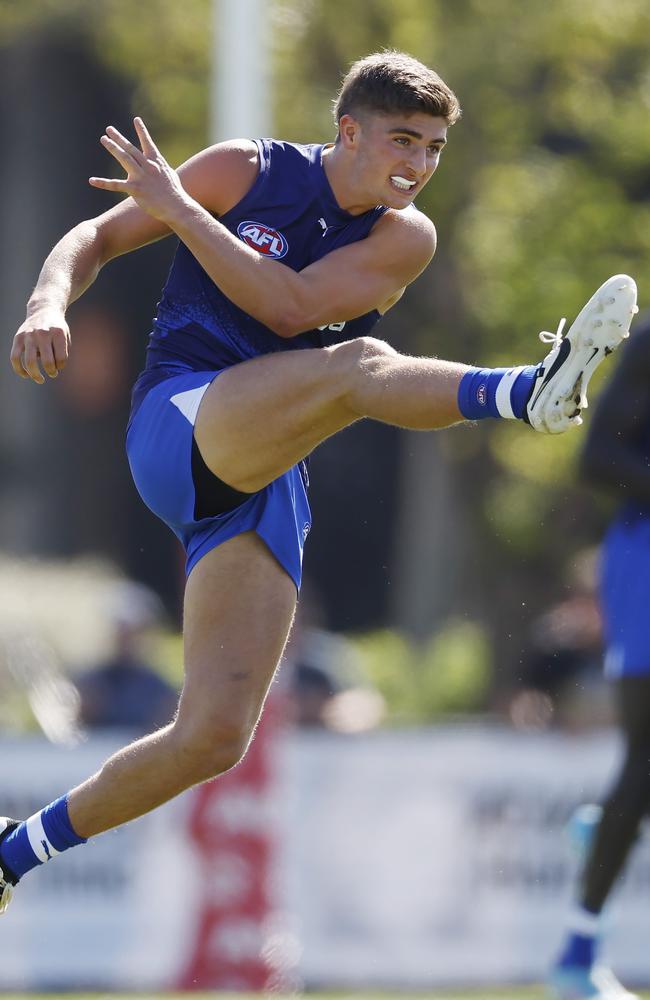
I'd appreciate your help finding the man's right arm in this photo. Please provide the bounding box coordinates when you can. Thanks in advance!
[11,139,260,383]
[580,323,650,504]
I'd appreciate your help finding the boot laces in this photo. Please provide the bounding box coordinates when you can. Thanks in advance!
[538,317,566,348]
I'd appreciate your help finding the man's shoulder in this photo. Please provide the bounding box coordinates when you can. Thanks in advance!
[373,204,437,257]
[263,138,320,164]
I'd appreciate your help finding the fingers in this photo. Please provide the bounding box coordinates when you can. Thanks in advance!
[90,120,159,192]
[101,121,158,167]
[89,176,131,191]
[105,125,146,164]
[51,327,70,373]
[10,340,30,379]
[133,117,159,157]
[19,338,45,384]
[10,326,69,383]
[100,133,140,173]
[34,337,58,379]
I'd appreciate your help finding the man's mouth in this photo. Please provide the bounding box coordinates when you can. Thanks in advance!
[390,175,417,193]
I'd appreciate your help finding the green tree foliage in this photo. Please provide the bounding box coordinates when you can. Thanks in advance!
[272,0,650,692]
[1,0,211,164]
[4,0,650,699]
[353,621,491,722]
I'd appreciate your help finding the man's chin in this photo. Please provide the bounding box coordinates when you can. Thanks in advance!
[385,190,415,209]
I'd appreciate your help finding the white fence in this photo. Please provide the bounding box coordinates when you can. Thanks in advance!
[1,724,649,990]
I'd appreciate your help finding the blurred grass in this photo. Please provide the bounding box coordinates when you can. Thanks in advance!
[3,990,649,1000]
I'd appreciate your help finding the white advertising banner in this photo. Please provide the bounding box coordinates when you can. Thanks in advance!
[0,724,648,990]
[0,735,196,990]
[283,726,650,989]
[0,699,286,993]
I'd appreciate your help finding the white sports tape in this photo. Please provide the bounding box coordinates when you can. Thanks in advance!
[26,812,60,863]
[568,905,602,936]
[494,365,527,420]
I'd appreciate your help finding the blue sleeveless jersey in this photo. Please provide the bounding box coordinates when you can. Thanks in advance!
[130,139,388,418]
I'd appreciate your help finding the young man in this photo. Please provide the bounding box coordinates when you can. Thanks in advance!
[1,51,638,914]
[549,318,650,1000]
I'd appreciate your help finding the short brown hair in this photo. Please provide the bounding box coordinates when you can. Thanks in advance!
[333,50,461,128]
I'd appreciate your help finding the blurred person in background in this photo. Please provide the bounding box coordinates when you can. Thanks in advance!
[549,317,650,1000]
[74,581,178,734]
[282,582,341,729]
[0,50,636,915]
[283,580,384,730]
[508,550,605,733]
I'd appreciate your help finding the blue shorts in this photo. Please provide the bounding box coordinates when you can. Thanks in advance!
[601,515,650,677]
[126,371,311,589]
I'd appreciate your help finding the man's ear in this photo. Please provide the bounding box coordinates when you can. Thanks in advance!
[338,113,361,149]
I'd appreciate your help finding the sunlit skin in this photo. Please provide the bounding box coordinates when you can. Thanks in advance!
[9,104,470,846]
[322,110,448,215]
[10,111,449,384]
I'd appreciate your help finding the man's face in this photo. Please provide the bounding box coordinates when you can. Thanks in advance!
[341,110,449,209]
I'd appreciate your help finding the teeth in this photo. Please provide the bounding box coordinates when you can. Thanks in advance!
[391,176,416,190]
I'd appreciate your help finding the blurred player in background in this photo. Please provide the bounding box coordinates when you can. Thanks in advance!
[549,317,650,1000]
[1,50,637,912]
[74,581,178,734]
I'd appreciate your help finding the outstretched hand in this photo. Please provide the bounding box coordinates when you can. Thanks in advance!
[90,117,187,223]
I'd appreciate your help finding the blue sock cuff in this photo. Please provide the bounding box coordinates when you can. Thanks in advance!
[0,794,86,881]
[558,932,598,969]
[0,824,39,880]
[458,365,538,421]
[458,367,502,420]
[510,365,539,418]
[41,794,87,851]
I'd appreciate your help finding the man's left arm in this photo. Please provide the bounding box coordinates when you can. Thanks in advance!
[92,119,436,336]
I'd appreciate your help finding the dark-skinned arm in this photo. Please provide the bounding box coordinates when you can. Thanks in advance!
[579,319,650,505]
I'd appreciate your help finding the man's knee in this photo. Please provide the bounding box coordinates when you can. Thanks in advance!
[328,336,399,404]
[170,716,252,785]
[333,335,399,368]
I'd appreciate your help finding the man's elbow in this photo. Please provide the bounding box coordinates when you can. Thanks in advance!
[267,300,317,339]
[268,315,302,338]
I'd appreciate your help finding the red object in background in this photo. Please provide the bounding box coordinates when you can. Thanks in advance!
[177,696,285,991]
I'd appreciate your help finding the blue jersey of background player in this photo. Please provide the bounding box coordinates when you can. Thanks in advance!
[2,50,636,916]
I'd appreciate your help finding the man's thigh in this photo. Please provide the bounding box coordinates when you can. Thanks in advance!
[194,344,360,492]
[177,531,297,736]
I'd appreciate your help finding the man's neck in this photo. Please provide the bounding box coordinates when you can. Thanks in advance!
[321,143,376,216]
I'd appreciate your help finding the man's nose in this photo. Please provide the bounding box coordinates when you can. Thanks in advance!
[409,147,428,177]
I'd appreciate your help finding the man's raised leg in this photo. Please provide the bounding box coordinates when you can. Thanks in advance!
[194,275,637,494]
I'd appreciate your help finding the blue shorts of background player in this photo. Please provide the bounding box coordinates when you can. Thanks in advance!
[601,514,650,677]
[126,370,312,591]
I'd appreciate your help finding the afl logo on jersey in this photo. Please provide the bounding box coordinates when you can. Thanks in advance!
[237,220,289,259]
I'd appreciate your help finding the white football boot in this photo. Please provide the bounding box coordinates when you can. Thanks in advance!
[0,817,19,914]
[526,275,638,433]
[548,963,640,1000]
